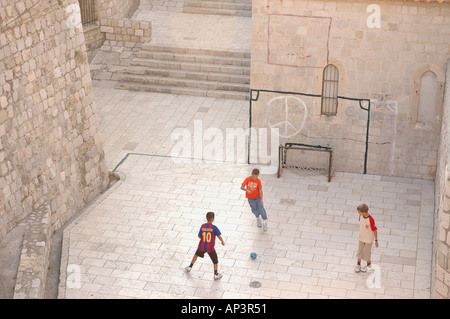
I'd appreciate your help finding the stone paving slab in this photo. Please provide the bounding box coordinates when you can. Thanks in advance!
[58,86,434,299]
[92,83,249,170]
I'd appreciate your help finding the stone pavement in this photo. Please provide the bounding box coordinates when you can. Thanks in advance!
[58,84,434,299]
[57,3,434,299]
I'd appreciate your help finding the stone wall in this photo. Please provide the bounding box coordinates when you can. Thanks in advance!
[82,0,141,59]
[0,0,109,243]
[100,18,151,43]
[434,58,450,299]
[250,0,449,179]
[83,24,107,62]
[96,0,141,20]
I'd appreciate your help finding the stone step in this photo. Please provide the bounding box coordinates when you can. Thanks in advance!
[117,44,251,100]
[194,0,252,3]
[182,0,252,17]
[141,43,251,59]
[135,51,251,67]
[184,0,251,11]
[182,6,252,17]
[138,44,251,65]
[120,73,250,92]
[130,58,250,75]
[125,65,250,84]
[116,81,250,100]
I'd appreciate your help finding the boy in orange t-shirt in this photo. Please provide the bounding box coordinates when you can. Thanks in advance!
[241,168,268,231]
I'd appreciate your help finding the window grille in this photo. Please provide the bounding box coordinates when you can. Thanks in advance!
[78,0,97,26]
[321,64,339,116]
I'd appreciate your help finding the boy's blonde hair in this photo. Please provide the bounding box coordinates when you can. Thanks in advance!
[357,204,369,213]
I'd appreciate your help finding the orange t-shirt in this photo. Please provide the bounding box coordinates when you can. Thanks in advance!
[242,176,262,199]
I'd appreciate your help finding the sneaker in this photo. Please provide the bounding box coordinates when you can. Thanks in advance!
[185,266,192,272]
[263,221,268,232]
[257,218,262,228]
[360,265,367,272]
[354,265,361,273]
[214,273,223,280]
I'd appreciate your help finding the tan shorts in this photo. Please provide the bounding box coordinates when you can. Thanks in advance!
[357,241,373,261]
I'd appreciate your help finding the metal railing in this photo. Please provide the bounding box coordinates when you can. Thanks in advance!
[78,0,97,25]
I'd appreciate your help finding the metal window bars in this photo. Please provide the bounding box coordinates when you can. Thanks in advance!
[321,64,339,116]
[78,0,97,26]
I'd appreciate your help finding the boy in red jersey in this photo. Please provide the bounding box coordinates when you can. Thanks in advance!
[185,212,225,280]
[354,204,379,273]
[241,168,268,231]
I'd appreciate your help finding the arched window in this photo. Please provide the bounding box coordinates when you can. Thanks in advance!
[417,71,438,128]
[321,64,339,116]
[410,64,445,131]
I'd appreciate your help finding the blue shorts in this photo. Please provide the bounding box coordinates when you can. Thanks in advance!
[248,197,268,220]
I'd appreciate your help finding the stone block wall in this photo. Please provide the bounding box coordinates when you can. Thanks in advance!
[82,0,141,59]
[0,0,109,243]
[96,0,141,20]
[250,0,449,179]
[434,59,450,299]
[83,24,106,61]
[100,18,152,43]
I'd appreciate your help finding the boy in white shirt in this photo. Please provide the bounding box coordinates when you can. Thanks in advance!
[355,204,378,273]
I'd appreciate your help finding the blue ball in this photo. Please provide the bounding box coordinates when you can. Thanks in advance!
[250,252,257,259]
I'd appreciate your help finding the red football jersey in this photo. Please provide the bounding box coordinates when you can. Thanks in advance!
[198,223,221,252]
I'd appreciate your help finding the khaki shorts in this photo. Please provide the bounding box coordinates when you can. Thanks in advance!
[357,241,373,261]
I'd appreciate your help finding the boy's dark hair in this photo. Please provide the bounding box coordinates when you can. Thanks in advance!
[206,212,215,222]
[252,168,260,175]
[357,204,369,213]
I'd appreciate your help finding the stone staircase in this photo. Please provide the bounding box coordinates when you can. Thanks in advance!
[182,0,252,17]
[116,43,251,100]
